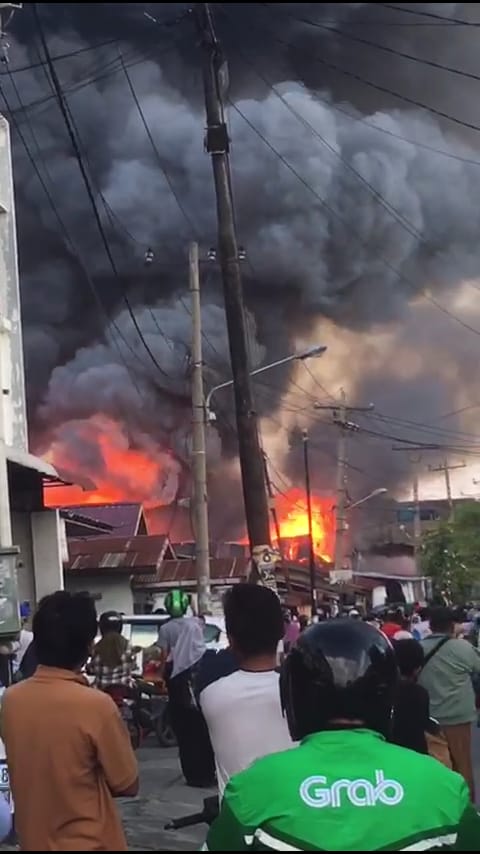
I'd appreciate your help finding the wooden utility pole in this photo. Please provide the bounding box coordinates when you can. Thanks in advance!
[195,3,271,558]
[190,242,211,614]
[315,391,373,581]
[428,459,466,519]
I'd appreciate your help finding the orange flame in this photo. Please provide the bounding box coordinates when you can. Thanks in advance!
[43,415,181,510]
[273,487,335,562]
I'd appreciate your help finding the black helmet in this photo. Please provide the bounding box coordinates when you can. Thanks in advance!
[280,619,397,741]
[99,611,123,636]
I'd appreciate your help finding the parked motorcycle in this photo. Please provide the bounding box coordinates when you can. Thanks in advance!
[104,681,176,749]
[135,687,177,748]
[104,686,142,749]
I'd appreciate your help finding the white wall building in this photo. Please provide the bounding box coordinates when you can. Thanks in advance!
[0,115,63,611]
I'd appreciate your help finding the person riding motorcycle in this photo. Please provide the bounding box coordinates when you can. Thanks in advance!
[90,611,137,692]
[205,619,480,851]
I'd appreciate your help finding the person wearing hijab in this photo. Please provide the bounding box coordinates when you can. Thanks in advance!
[167,617,215,788]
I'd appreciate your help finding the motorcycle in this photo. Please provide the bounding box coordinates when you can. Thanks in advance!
[104,681,177,749]
[104,686,142,749]
[135,686,177,748]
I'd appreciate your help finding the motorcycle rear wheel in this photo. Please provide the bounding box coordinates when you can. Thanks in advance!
[156,708,177,748]
[127,721,141,750]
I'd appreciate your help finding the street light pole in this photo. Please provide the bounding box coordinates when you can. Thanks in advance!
[315,391,374,582]
[206,345,327,420]
[346,487,388,511]
[302,430,316,618]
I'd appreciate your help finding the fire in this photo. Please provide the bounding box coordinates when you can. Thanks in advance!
[274,487,335,562]
[43,415,181,510]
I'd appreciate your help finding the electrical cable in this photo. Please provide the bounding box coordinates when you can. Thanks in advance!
[1,37,120,75]
[378,4,480,26]
[33,4,170,379]
[225,8,480,170]
[250,5,471,27]
[225,28,480,314]
[301,362,336,401]
[247,12,480,136]
[0,70,145,395]
[363,411,480,444]
[118,50,201,242]
[273,7,480,83]
[228,98,480,341]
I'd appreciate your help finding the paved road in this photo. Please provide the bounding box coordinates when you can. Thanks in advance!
[121,743,212,851]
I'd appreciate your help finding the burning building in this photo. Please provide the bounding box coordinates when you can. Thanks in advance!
[7,3,480,545]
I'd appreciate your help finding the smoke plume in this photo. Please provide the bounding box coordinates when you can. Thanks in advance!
[6,2,480,532]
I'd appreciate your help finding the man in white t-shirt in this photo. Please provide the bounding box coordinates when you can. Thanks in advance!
[199,584,294,797]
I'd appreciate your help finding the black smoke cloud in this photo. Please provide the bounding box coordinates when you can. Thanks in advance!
[5,2,480,530]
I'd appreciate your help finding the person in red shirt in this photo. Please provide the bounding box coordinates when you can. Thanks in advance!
[381,608,404,640]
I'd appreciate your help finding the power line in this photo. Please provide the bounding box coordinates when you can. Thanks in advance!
[249,13,480,136]
[277,8,480,83]
[378,4,480,26]
[228,98,480,341]
[0,69,145,395]
[118,51,200,241]
[223,31,425,241]
[365,411,480,444]
[252,5,471,27]
[301,362,336,401]
[1,37,120,75]
[226,10,480,170]
[33,4,170,380]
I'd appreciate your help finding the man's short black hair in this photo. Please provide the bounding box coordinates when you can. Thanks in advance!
[33,591,98,670]
[223,583,284,657]
[429,606,455,634]
[393,638,424,677]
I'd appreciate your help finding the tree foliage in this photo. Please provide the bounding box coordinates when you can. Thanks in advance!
[421,501,480,603]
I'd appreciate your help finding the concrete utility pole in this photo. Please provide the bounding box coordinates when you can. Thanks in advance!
[315,391,373,581]
[302,430,316,617]
[428,459,466,519]
[189,242,211,614]
[392,448,425,573]
[262,452,282,551]
[411,455,422,571]
[195,3,271,561]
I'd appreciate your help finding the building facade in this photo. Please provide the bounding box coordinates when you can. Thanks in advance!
[0,116,63,612]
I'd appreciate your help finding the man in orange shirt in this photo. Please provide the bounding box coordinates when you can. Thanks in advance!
[2,591,138,851]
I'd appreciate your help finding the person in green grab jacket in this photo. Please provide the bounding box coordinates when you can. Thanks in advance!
[204,619,480,852]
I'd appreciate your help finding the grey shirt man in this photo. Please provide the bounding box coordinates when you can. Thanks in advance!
[419,634,480,726]
[157,617,186,657]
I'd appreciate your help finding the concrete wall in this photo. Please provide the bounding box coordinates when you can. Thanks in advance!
[11,510,35,605]
[65,574,134,615]
[31,510,63,601]
[0,117,27,452]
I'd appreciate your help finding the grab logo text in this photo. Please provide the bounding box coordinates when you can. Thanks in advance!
[299,770,404,809]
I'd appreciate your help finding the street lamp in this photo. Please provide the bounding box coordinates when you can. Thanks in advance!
[346,487,388,511]
[205,344,327,422]
[330,487,387,585]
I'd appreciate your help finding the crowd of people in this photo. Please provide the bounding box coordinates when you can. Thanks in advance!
[0,589,480,850]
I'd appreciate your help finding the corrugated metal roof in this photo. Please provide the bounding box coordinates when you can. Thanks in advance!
[65,503,146,537]
[66,534,171,574]
[132,557,250,586]
[132,558,372,597]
